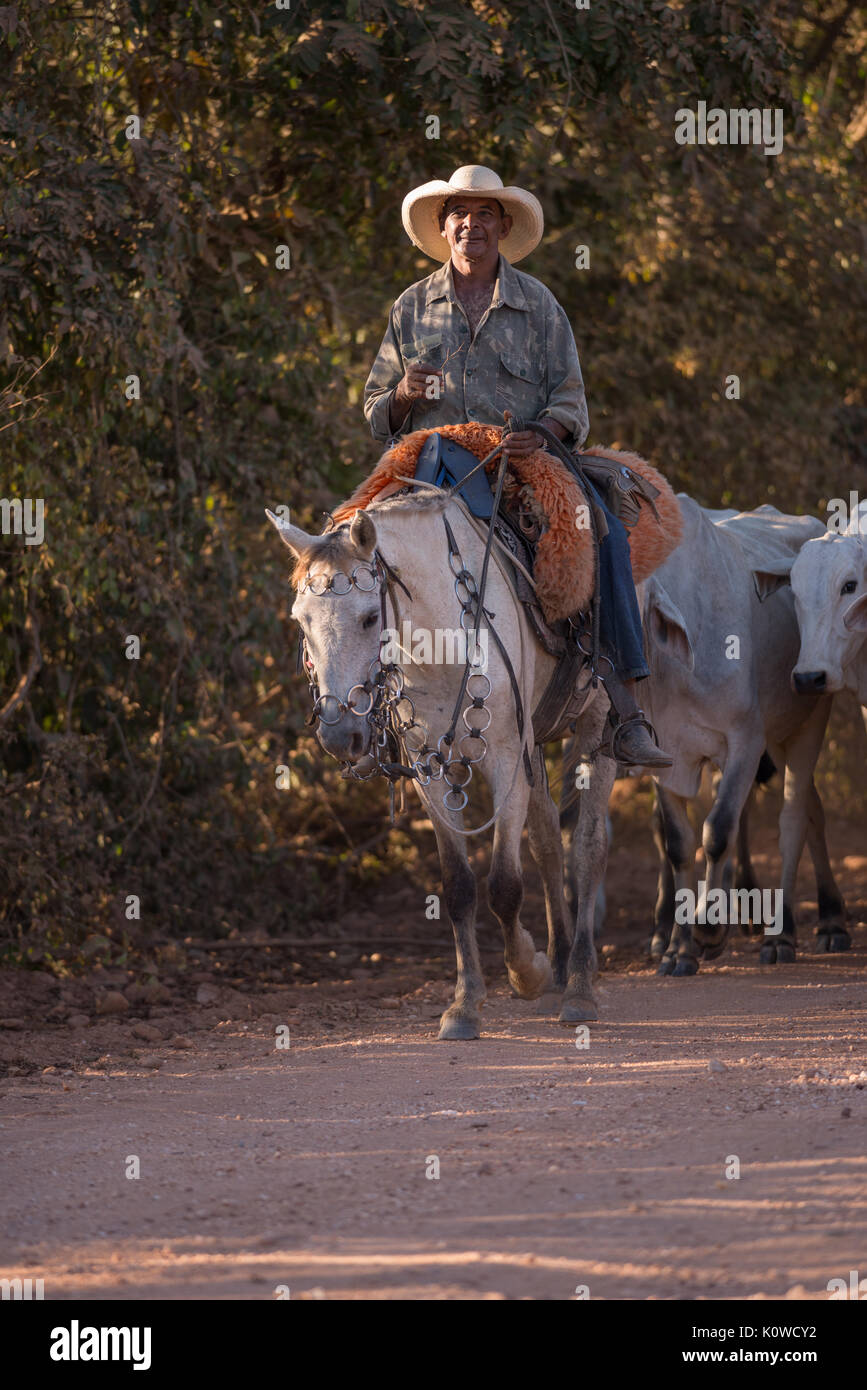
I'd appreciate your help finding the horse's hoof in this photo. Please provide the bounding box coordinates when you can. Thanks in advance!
[550,964,569,991]
[759,941,777,964]
[438,1008,481,1041]
[673,956,699,977]
[657,955,675,976]
[649,933,667,958]
[508,951,554,1001]
[815,932,830,953]
[559,997,598,1024]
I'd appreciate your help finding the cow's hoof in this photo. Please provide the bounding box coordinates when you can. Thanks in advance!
[759,941,796,965]
[438,1007,482,1041]
[657,955,676,976]
[700,942,726,961]
[673,956,699,977]
[818,929,850,954]
[559,996,598,1024]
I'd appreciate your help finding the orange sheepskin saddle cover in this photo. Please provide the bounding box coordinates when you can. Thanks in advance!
[331,423,683,625]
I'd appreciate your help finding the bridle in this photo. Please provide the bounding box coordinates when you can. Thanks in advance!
[298,535,501,818]
[297,434,544,834]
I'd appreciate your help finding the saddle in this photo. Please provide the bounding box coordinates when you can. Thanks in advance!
[413,428,665,742]
[331,422,684,745]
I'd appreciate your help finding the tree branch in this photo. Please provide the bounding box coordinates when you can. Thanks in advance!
[0,607,42,727]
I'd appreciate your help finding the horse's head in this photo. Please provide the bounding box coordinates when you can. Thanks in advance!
[267,508,384,764]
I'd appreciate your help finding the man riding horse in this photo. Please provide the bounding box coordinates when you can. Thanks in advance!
[363,164,672,770]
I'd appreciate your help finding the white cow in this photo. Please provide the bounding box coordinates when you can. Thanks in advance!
[639,497,847,974]
[790,500,867,704]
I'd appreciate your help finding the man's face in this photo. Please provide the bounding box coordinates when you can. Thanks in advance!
[440,196,512,263]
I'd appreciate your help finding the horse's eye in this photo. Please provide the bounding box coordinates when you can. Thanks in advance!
[841,579,857,595]
[362,611,379,630]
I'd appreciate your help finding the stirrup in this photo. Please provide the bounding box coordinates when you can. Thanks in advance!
[602,709,662,762]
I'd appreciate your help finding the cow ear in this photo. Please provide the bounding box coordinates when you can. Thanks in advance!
[349,510,377,560]
[844,594,867,632]
[751,561,792,602]
[645,580,694,670]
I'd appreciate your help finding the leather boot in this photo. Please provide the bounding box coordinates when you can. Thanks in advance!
[602,672,673,769]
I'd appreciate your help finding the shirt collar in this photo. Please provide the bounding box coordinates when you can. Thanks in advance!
[423,255,528,310]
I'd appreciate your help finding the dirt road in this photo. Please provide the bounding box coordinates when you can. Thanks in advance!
[2,924,866,1301]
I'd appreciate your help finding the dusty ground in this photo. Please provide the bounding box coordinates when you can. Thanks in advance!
[1,803,866,1301]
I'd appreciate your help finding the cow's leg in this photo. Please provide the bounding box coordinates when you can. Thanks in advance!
[526,747,572,989]
[767,701,832,964]
[734,784,763,935]
[417,787,486,1040]
[694,750,762,961]
[650,788,675,957]
[560,698,617,1022]
[806,781,849,952]
[655,785,700,976]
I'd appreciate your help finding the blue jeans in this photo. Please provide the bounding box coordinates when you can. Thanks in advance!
[584,478,649,682]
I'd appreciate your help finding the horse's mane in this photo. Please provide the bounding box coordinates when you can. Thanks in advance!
[291,490,446,588]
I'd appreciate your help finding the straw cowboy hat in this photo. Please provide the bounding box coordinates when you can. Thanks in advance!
[401,165,544,264]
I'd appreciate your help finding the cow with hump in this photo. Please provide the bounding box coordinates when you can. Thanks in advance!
[638,497,848,974]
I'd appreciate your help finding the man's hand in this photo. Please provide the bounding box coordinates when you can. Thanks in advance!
[501,409,545,458]
[389,361,444,432]
[394,361,442,406]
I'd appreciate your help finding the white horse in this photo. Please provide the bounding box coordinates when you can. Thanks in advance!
[267,492,615,1040]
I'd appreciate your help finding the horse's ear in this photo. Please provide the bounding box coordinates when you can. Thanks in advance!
[349,510,377,560]
[265,509,311,557]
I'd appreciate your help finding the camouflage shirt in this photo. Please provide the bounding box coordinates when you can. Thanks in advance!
[363,255,590,447]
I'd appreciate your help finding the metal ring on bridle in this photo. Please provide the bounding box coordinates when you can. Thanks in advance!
[466,672,492,700]
[313,693,344,725]
[443,786,469,812]
[347,683,374,717]
[458,733,487,764]
[455,576,476,607]
[461,703,492,734]
[444,758,473,789]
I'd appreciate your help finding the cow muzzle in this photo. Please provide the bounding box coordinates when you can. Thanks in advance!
[792,669,827,695]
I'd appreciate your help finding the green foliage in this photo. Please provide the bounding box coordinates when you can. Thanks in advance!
[0,1,864,953]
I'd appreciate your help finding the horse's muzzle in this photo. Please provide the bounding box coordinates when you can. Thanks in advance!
[316,713,372,764]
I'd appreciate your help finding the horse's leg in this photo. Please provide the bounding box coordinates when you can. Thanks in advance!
[417,787,486,1040]
[488,767,553,1000]
[650,787,675,957]
[560,697,616,1023]
[526,746,572,990]
[806,781,849,952]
